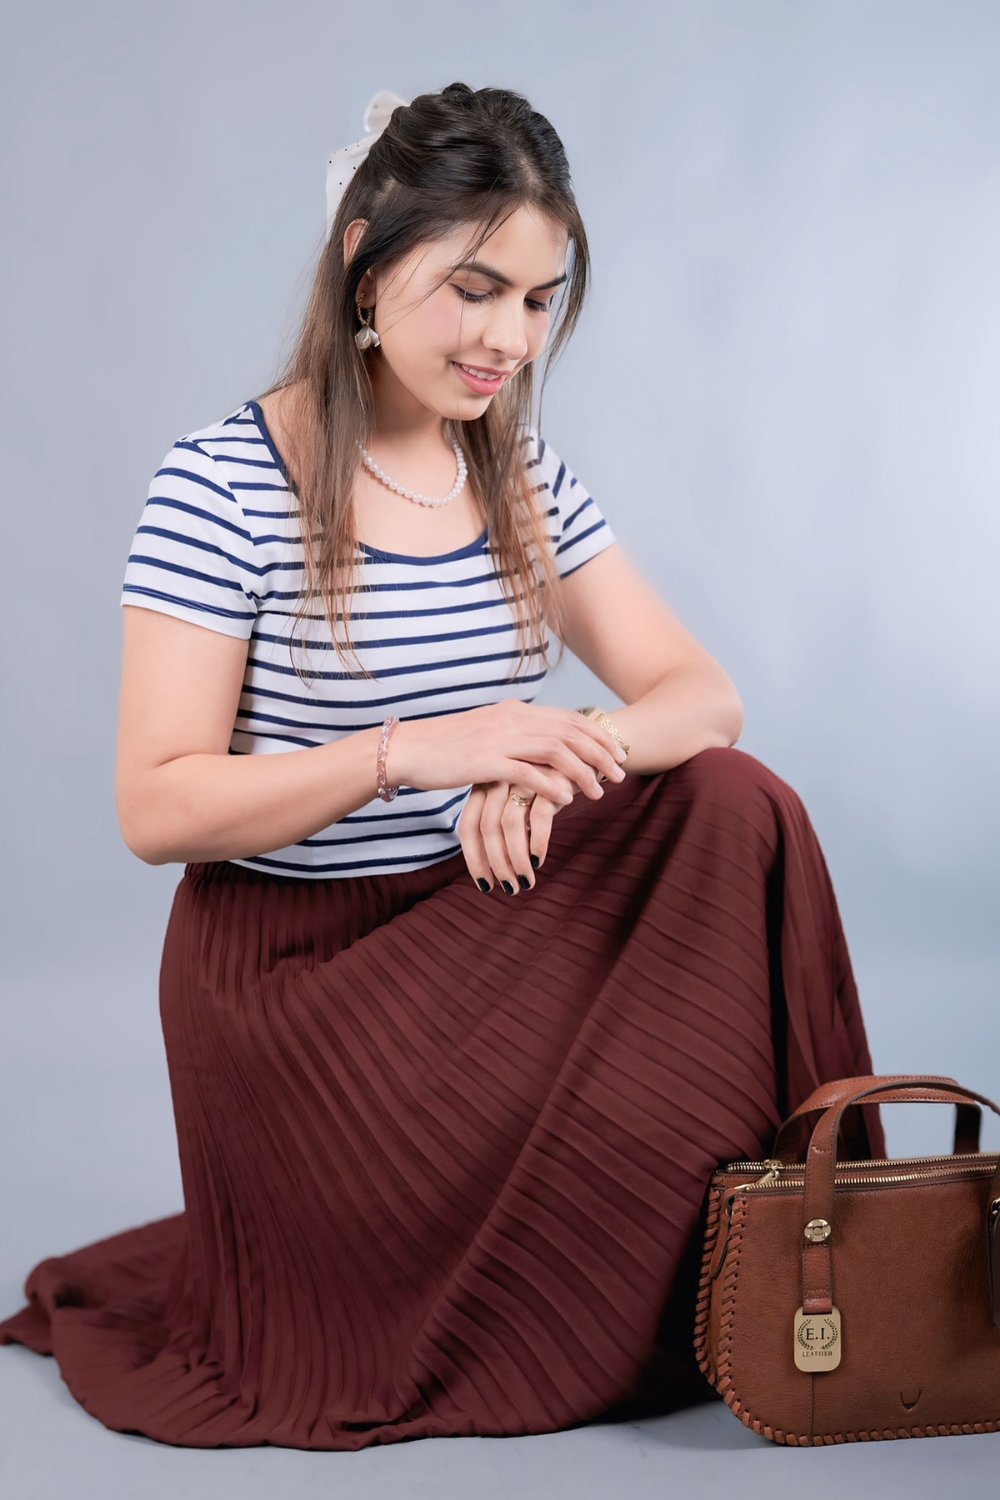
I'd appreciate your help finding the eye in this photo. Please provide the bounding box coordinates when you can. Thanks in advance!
[453,287,552,314]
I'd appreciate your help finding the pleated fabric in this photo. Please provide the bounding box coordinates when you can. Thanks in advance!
[0,747,886,1449]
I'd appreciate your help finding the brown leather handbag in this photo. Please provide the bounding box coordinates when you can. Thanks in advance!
[693,1073,1000,1444]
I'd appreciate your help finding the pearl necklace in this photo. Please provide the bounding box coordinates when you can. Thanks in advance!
[356,439,467,508]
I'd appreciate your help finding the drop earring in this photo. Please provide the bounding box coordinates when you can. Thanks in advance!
[355,304,381,351]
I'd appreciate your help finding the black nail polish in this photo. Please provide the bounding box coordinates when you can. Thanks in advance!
[501,880,514,894]
[518,873,531,889]
[477,877,491,892]
[530,854,540,870]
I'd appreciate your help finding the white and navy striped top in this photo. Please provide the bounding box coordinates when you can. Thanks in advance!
[120,398,617,878]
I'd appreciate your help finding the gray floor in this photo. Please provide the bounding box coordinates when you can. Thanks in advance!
[2,944,999,1496]
[3,1348,999,1500]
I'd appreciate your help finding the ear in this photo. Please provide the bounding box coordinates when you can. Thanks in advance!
[342,218,369,269]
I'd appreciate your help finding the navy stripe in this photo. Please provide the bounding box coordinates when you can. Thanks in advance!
[239,843,464,875]
[233,685,544,723]
[120,583,256,624]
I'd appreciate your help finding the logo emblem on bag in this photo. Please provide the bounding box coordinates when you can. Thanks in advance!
[793,1306,842,1371]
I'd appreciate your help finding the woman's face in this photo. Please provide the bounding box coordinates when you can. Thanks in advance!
[345,203,569,425]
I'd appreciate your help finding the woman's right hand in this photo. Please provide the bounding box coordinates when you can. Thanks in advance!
[386,701,628,804]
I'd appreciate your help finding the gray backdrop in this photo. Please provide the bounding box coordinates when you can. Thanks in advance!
[3,0,998,1492]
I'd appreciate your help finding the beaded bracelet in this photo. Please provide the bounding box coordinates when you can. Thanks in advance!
[376,715,400,801]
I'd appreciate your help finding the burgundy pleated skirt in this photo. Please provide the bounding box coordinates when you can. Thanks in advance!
[0,746,886,1449]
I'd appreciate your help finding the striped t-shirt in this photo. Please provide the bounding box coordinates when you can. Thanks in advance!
[120,398,617,878]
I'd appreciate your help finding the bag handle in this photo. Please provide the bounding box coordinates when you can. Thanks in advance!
[785,1076,1000,1331]
[771,1072,982,1160]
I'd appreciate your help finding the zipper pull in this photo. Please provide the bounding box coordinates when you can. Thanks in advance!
[755,1158,784,1187]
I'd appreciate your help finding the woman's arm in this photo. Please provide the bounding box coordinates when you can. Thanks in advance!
[127,733,386,866]
[610,660,744,775]
[117,606,385,865]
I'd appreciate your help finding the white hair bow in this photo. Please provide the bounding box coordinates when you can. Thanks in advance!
[325,88,410,240]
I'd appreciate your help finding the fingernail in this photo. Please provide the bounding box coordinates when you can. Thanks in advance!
[476,877,491,892]
[501,880,514,894]
[530,854,540,870]
[518,874,531,889]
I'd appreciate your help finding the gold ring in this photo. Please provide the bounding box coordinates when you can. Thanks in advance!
[508,792,534,806]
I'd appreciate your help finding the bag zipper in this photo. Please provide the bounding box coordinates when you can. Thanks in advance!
[719,1156,1000,1211]
[725,1150,995,1171]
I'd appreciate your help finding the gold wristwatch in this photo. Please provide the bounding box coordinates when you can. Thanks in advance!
[577,705,630,780]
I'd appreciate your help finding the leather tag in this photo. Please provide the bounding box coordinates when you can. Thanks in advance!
[793,1306,842,1371]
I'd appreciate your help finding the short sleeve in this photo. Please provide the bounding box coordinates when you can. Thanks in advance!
[527,428,617,579]
[119,437,259,638]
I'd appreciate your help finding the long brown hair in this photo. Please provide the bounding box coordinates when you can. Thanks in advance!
[250,80,591,688]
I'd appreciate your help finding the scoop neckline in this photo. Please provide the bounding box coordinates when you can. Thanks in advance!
[245,398,490,565]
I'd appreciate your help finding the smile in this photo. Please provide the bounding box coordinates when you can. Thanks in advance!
[452,362,511,394]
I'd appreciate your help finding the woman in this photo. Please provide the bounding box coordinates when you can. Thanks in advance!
[0,81,886,1449]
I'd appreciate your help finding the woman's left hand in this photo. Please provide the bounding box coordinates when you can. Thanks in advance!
[458,781,569,893]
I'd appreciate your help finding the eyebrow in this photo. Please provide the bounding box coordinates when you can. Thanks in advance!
[450,259,568,291]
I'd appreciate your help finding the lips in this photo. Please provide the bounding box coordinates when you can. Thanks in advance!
[456,363,513,378]
[451,362,513,394]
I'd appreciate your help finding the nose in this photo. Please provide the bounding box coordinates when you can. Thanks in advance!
[482,304,530,363]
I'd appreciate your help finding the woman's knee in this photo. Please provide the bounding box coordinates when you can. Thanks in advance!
[668,744,795,811]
